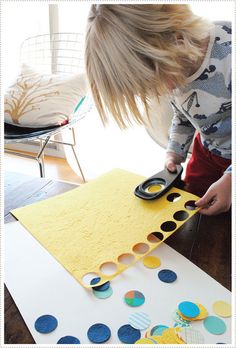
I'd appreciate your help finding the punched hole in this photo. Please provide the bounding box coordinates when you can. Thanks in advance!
[82,272,100,286]
[160,221,177,232]
[173,210,189,221]
[147,232,164,243]
[167,193,181,202]
[118,253,135,265]
[185,200,197,210]
[100,262,118,276]
[132,243,150,254]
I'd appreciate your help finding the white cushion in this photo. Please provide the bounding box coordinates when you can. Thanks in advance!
[4,64,87,128]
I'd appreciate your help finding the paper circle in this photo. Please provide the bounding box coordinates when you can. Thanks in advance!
[162,327,184,344]
[172,310,191,324]
[117,324,141,344]
[212,301,231,317]
[128,312,151,330]
[158,269,177,283]
[143,256,161,269]
[87,323,111,343]
[203,316,227,335]
[151,324,169,335]
[178,301,200,318]
[92,287,113,299]
[124,290,145,307]
[90,277,110,291]
[135,337,155,344]
[57,336,80,344]
[178,327,204,344]
[34,314,58,334]
[194,303,208,320]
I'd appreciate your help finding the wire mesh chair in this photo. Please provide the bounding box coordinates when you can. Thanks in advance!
[4,33,92,182]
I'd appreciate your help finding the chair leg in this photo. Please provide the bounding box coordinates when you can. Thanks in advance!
[37,159,45,178]
[71,128,86,183]
[36,136,51,178]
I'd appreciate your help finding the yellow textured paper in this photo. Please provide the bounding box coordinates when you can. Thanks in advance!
[12,169,199,288]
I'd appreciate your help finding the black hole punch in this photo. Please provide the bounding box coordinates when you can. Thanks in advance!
[167,193,181,202]
[147,232,164,243]
[160,221,177,232]
[173,210,189,221]
[185,200,197,210]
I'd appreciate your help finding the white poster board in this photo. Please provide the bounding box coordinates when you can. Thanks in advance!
[5,222,231,344]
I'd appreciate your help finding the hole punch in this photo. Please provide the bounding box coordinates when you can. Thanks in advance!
[133,243,150,254]
[118,253,135,265]
[134,165,183,200]
[146,183,165,193]
[82,272,100,286]
[147,232,164,243]
[160,221,177,232]
[100,262,118,276]
[167,192,181,202]
[185,200,197,210]
[173,210,189,221]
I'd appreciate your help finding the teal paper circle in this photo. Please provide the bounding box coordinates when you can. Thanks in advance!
[203,316,226,335]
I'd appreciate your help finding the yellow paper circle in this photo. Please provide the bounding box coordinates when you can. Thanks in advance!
[195,303,208,320]
[213,300,231,317]
[162,328,186,344]
[150,335,165,344]
[143,255,161,269]
[135,338,155,344]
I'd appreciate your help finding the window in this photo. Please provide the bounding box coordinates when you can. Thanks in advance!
[2,2,49,91]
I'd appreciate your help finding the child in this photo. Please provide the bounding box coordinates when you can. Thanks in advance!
[85,4,231,215]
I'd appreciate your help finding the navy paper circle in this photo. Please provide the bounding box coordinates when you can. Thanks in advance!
[117,324,141,344]
[158,269,177,283]
[34,314,58,334]
[87,323,111,343]
[57,336,80,344]
[90,277,110,292]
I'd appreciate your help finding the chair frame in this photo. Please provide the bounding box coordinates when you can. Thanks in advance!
[5,32,90,182]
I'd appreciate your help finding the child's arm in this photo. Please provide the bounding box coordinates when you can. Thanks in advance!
[165,102,195,172]
[165,101,195,171]
[195,168,231,215]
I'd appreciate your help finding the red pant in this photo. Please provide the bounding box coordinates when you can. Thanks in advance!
[184,134,231,197]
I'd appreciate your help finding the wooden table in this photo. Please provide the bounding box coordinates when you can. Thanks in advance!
[4,172,231,344]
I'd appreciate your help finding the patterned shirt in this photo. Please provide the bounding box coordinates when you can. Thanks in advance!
[167,21,231,173]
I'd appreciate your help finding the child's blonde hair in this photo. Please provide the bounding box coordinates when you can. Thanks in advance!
[85,4,210,128]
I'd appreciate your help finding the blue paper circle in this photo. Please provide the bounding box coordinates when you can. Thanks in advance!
[34,314,58,334]
[151,324,169,335]
[87,323,111,343]
[158,269,177,283]
[57,336,80,344]
[117,324,141,344]
[90,277,110,292]
[178,301,200,318]
[203,316,226,335]
[92,287,113,299]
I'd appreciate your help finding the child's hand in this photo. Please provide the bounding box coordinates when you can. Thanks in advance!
[165,152,183,172]
[195,174,231,215]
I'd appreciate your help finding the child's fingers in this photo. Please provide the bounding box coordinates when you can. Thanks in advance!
[199,200,222,215]
[165,161,177,173]
[195,190,215,207]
